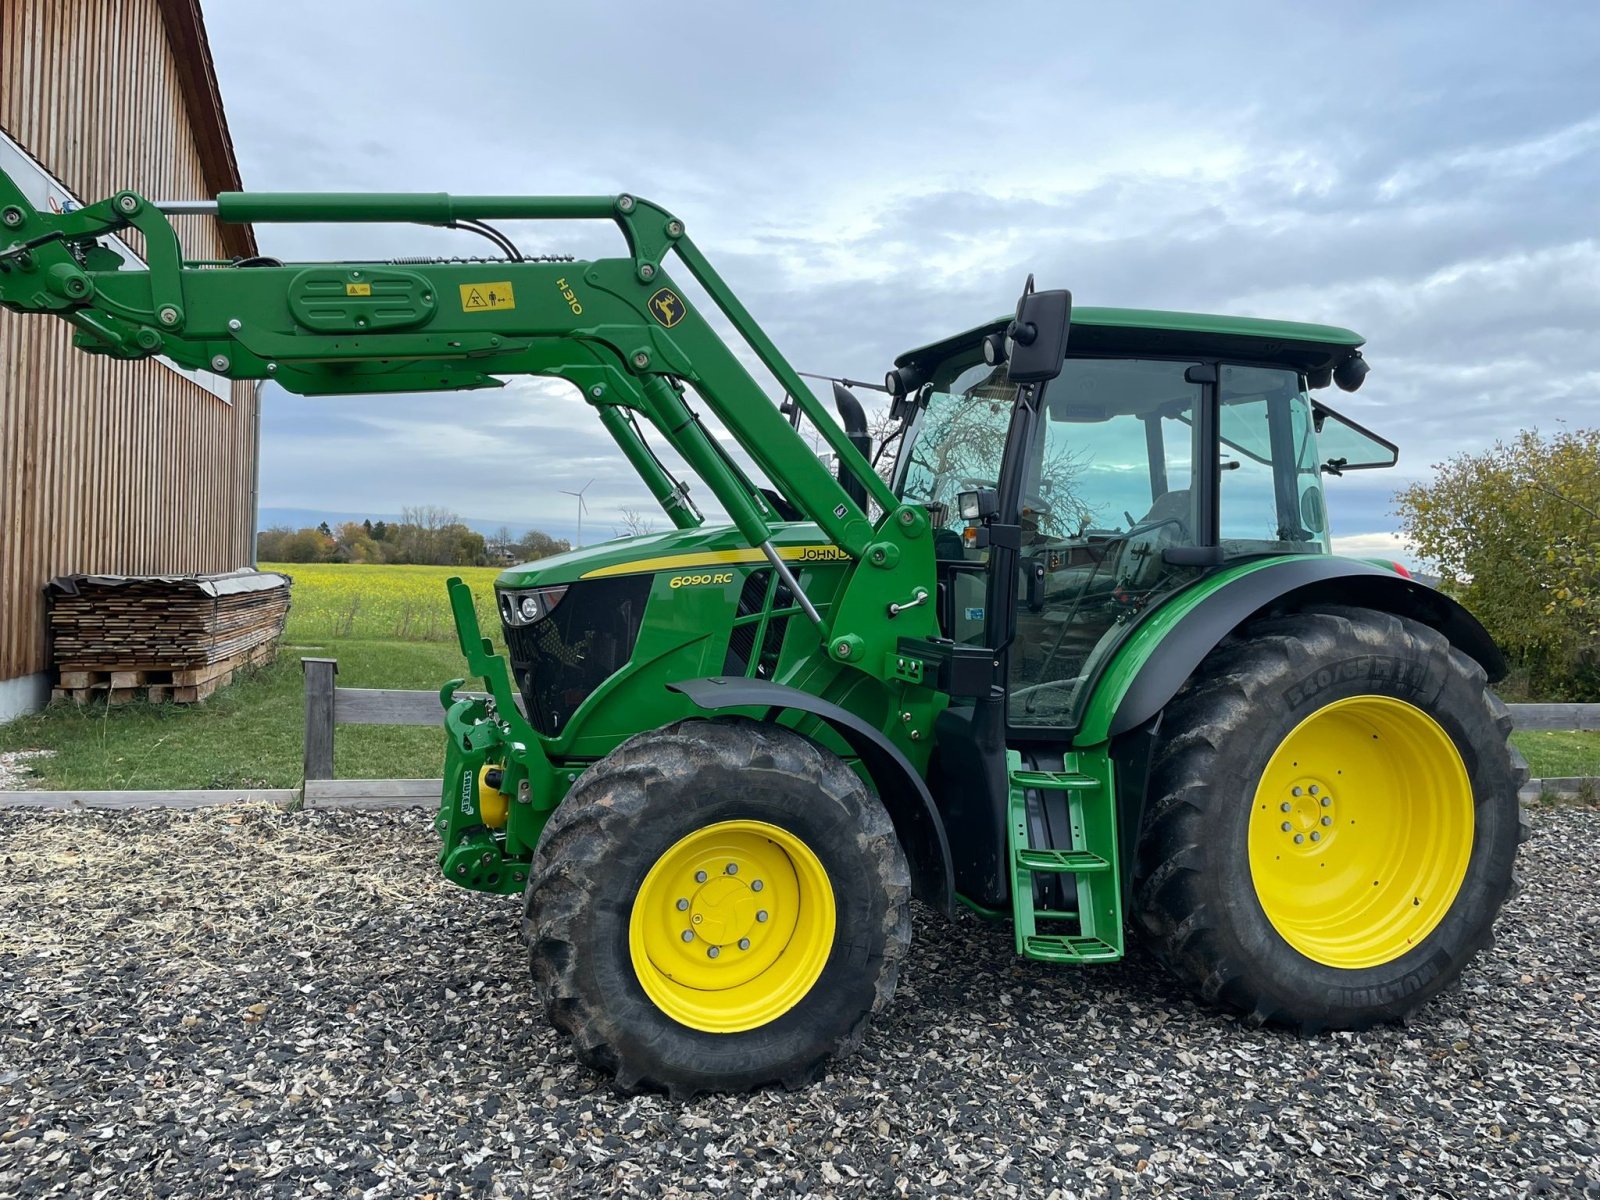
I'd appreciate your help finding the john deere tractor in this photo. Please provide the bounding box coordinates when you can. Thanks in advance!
[0,176,1524,1097]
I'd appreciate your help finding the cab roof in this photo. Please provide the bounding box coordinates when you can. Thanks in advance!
[895,306,1365,374]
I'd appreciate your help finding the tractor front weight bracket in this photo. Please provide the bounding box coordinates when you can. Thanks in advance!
[433,579,568,895]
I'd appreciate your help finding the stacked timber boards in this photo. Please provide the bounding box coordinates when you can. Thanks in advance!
[48,570,292,705]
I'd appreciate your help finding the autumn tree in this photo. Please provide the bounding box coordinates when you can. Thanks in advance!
[515,529,573,561]
[1396,427,1600,699]
[334,521,382,563]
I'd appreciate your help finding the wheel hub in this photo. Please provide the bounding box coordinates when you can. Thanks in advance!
[685,869,764,950]
[1275,777,1336,848]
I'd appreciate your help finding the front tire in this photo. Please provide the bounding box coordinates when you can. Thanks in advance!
[1135,607,1526,1030]
[524,718,911,1097]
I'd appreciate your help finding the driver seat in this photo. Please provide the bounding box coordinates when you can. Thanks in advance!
[1120,488,1190,591]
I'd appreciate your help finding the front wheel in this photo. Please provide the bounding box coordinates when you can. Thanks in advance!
[524,718,911,1097]
[1135,607,1526,1030]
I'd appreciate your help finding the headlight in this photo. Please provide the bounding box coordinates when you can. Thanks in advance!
[500,585,569,627]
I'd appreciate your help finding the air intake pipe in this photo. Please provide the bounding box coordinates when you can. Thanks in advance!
[832,383,872,511]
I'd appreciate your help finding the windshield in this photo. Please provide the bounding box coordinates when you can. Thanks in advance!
[898,355,1328,552]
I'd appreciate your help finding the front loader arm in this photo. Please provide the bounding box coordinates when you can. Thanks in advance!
[0,174,942,674]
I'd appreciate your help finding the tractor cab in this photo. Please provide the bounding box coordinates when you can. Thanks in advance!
[888,307,1397,732]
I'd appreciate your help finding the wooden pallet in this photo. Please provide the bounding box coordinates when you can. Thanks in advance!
[51,643,278,706]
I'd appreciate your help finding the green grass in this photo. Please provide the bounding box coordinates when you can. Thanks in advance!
[1511,730,1600,779]
[1,563,498,791]
[0,639,458,790]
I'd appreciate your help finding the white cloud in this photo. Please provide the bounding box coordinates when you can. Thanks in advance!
[196,0,1600,536]
[1330,532,1419,571]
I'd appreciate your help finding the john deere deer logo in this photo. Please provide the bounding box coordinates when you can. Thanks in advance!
[648,287,685,328]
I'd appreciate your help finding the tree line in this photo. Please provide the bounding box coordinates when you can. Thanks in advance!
[257,505,572,567]
[1398,427,1599,701]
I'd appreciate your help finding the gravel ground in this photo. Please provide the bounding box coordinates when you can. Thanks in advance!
[0,806,1595,1199]
[0,752,52,791]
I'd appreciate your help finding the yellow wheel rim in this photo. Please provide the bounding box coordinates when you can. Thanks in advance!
[628,820,836,1033]
[1248,695,1474,969]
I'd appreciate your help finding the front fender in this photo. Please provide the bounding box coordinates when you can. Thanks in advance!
[668,676,955,916]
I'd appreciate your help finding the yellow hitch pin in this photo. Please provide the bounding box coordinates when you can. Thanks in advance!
[477,765,509,829]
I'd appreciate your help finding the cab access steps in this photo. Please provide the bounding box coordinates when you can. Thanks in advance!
[1007,750,1123,964]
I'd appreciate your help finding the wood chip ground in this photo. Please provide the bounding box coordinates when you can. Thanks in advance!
[0,806,1594,1198]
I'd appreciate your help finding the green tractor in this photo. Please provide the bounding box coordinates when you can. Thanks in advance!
[0,178,1524,1097]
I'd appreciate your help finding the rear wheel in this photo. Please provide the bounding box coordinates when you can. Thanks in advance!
[524,717,911,1096]
[1135,607,1526,1029]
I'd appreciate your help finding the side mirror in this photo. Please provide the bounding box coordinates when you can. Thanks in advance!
[1005,276,1072,384]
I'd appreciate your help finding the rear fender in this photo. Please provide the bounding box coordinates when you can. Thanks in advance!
[668,676,955,916]
[1088,557,1503,745]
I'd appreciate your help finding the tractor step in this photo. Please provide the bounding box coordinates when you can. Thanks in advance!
[1007,750,1124,965]
[1022,934,1122,964]
[1010,770,1100,792]
[1015,848,1110,873]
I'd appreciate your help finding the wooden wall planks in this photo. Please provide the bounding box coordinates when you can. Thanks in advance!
[0,0,259,682]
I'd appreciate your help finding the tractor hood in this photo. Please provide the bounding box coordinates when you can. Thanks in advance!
[495,521,847,590]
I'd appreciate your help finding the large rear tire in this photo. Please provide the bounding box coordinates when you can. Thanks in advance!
[1134,606,1527,1030]
[524,717,911,1097]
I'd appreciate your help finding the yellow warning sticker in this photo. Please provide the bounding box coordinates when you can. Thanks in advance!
[345,282,372,296]
[460,282,515,312]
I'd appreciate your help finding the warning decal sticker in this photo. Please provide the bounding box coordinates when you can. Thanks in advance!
[345,282,372,296]
[459,281,516,312]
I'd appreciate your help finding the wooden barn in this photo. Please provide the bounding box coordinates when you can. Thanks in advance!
[0,0,259,719]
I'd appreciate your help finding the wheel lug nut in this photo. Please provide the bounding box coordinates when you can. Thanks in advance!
[1310,832,1321,842]
[676,898,689,911]
[680,930,693,943]
[726,863,738,875]
[756,910,768,923]
[1309,785,1319,795]
[1320,797,1332,807]
[1280,802,1292,813]
[751,880,764,892]
[738,938,751,950]
[695,870,707,883]
[1292,787,1303,797]
[1321,816,1332,827]
[1294,834,1305,844]
[707,946,720,959]
[1281,822,1292,832]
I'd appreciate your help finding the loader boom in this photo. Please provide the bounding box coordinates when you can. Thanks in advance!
[0,175,943,680]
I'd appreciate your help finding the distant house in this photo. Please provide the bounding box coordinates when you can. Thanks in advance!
[0,0,259,719]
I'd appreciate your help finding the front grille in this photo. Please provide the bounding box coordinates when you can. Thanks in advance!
[503,575,652,736]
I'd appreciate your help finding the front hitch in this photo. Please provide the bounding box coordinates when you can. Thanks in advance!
[434,579,563,894]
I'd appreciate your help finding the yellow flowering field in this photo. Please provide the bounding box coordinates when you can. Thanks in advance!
[262,562,505,643]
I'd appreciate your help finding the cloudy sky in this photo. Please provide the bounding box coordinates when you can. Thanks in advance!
[200,1,1600,560]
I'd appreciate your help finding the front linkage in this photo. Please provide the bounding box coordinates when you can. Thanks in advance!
[435,579,566,894]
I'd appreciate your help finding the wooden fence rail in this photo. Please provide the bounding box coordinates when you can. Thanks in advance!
[300,658,1600,805]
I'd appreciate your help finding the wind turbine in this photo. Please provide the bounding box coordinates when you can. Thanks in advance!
[561,479,594,547]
